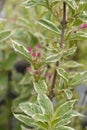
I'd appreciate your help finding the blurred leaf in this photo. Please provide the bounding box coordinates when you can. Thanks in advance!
[13,113,34,127]
[29,32,39,47]
[70,32,87,41]
[13,86,32,107]
[64,89,73,99]
[51,0,59,7]
[33,113,49,122]
[19,73,32,85]
[62,110,82,120]
[21,125,30,130]
[53,118,71,127]
[57,68,68,82]
[66,0,78,11]
[55,126,75,130]
[19,102,42,117]
[64,45,77,56]
[46,53,61,63]
[11,40,31,62]
[4,52,17,70]
[58,77,65,89]
[38,94,54,117]
[78,2,87,12]
[33,80,47,94]
[23,0,48,8]
[70,71,87,86]
[62,61,83,68]
[35,121,48,130]
[78,13,87,22]
[54,100,76,119]
[0,30,11,42]
[38,18,61,34]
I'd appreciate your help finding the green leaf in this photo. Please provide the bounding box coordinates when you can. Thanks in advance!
[33,80,47,94]
[66,0,78,11]
[4,52,17,70]
[38,94,54,118]
[33,113,49,122]
[64,89,73,99]
[46,53,61,63]
[64,45,77,56]
[13,113,34,127]
[19,73,32,85]
[23,0,48,8]
[78,2,87,13]
[62,61,83,68]
[57,68,68,82]
[19,102,42,117]
[51,0,59,7]
[70,32,87,41]
[70,71,87,86]
[21,125,30,130]
[35,121,48,130]
[53,118,71,127]
[54,100,76,119]
[62,110,82,119]
[11,40,31,62]
[0,30,11,42]
[29,32,39,46]
[58,78,65,89]
[78,13,87,22]
[56,110,82,126]
[38,18,61,34]
[55,126,75,130]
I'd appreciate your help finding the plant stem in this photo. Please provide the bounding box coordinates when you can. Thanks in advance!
[60,2,66,48]
[49,61,59,100]
[49,2,66,100]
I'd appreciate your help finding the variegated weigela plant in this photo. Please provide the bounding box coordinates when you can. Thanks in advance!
[11,0,87,130]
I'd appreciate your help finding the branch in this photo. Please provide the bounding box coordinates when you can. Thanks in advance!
[60,2,66,48]
[49,61,59,100]
[49,2,66,100]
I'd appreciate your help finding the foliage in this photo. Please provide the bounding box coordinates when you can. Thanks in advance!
[0,0,87,130]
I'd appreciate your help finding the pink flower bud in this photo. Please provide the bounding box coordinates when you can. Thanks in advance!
[35,69,40,75]
[26,66,31,72]
[78,23,87,30]
[45,72,49,77]
[32,52,36,57]
[28,47,33,54]
[37,52,41,58]
[36,44,40,50]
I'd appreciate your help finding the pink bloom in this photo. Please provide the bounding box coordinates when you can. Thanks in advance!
[37,52,41,58]
[35,69,40,75]
[36,44,40,50]
[45,72,49,77]
[78,23,87,30]
[26,66,31,72]
[28,47,33,54]
[45,72,52,80]
[32,52,36,57]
